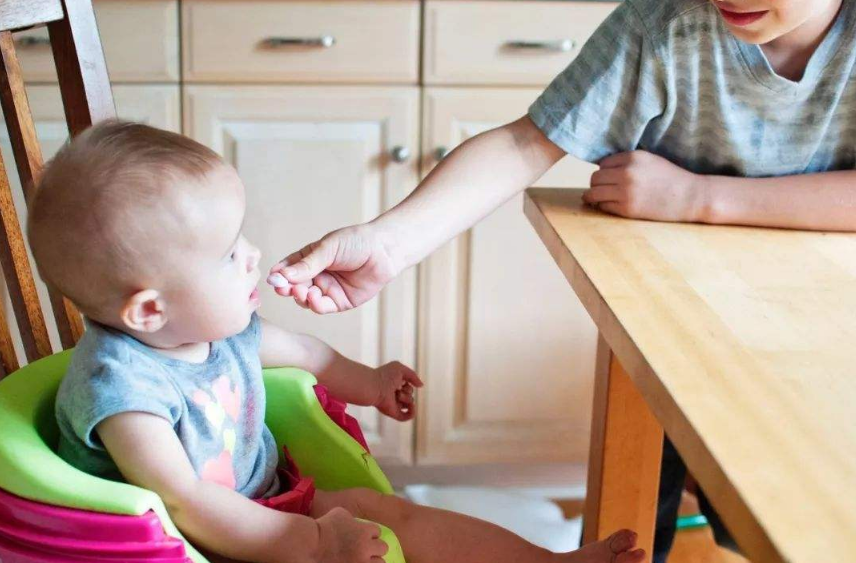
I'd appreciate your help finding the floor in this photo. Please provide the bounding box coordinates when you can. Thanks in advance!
[556,494,749,563]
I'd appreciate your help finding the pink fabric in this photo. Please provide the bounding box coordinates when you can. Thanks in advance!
[254,385,369,516]
[254,447,316,516]
[313,384,369,452]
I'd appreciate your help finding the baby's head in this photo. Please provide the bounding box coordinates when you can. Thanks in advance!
[28,120,261,347]
[710,0,840,45]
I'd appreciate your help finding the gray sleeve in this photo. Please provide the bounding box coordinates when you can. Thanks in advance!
[528,1,667,163]
[61,359,183,451]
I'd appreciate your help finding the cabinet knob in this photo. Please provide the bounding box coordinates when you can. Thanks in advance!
[391,146,411,163]
[434,147,450,162]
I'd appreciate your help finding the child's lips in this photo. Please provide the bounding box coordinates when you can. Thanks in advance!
[249,288,260,304]
[717,7,768,26]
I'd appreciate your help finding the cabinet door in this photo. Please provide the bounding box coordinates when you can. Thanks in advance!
[417,87,597,465]
[184,86,419,466]
[0,85,181,361]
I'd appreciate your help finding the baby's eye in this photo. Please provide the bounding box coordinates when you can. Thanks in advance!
[229,250,238,262]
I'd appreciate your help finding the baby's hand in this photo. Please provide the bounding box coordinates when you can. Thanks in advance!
[374,361,423,421]
[315,507,388,563]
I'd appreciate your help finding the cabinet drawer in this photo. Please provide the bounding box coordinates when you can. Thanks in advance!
[424,1,618,86]
[13,0,179,83]
[182,1,420,84]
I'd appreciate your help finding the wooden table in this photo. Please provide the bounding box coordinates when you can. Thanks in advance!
[524,189,856,563]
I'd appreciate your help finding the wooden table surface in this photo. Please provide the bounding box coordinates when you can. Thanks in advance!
[524,188,856,563]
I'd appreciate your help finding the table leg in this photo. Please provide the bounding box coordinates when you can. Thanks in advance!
[583,335,664,562]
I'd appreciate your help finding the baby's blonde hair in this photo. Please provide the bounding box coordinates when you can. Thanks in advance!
[28,120,224,318]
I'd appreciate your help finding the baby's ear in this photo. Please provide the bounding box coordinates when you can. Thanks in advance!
[121,289,167,333]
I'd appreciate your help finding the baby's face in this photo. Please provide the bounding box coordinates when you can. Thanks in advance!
[160,165,262,343]
[710,0,839,44]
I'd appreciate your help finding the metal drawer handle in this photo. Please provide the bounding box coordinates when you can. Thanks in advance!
[504,39,576,53]
[16,36,51,47]
[434,147,450,162]
[391,146,410,163]
[260,35,336,49]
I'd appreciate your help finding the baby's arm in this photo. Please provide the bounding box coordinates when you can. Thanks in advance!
[97,412,386,563]
[584,150,856,231]
[259,318,422,420]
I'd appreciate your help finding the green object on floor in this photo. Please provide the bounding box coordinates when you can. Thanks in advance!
[676,513,709,530]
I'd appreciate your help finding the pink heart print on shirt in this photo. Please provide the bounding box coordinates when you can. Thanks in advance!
[201,450,237,489]
[211,375,241,422]
[193,375,242,489]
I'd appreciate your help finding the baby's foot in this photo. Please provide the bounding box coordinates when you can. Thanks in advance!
[562,530,645,563]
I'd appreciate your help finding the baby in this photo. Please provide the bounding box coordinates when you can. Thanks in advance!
[29,120,644,563]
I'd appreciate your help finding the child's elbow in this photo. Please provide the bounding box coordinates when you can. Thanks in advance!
[506,116,565,165]
[158,479,203,522]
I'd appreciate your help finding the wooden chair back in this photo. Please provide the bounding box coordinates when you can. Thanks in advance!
[0,0,115,377]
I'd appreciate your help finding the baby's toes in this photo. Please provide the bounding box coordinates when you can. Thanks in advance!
[613,548,646,563]
[607,529,638,553]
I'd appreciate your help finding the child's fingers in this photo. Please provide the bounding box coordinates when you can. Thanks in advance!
[402,367,424,387]
[583,185,623,204]
[590,167,625,187]
[282,240,337,284]
[598,201,628,217]
[396,390,416,420]
[313,272,354,311]
[307,286,340,314]
[598,151,633,169]
[274,285,292,297]
[266,272,292,292]
[396,403,415,421]
[291,283,311,306]
[269,248,304,275]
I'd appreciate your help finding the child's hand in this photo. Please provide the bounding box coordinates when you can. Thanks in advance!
[583,151,709,223]
[268,224,400,314]
[315,507,388,563]
[374,361,423,421]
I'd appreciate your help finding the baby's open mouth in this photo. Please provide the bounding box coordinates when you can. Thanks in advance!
[249,288,260,303]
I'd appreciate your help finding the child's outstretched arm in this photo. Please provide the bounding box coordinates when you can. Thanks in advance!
[584,150,856,231]
[259,317,423,420]
[268,116,564,314]
[97,412,388,563]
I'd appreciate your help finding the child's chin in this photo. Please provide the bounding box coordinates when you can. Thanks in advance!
[202,315,254,342]
[728,25,781,45]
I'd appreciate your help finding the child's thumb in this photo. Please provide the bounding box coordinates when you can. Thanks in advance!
[281,242,333,283]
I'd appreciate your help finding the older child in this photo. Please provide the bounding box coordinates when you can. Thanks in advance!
[269,0,856,560]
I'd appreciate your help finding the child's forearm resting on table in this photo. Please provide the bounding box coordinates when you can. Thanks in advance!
[260,319,382,407]
[699,170,856,231]
[97,412,321,563]
[373,116,564,270]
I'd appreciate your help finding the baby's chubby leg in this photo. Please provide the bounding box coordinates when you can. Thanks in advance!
[311,489,645,563]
